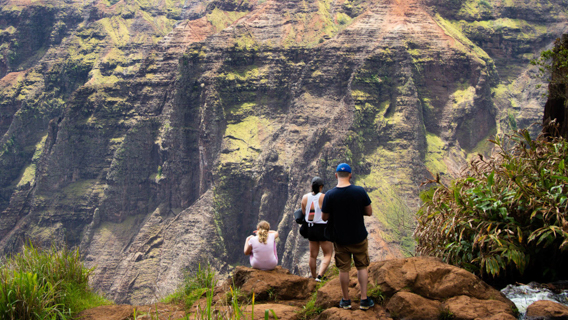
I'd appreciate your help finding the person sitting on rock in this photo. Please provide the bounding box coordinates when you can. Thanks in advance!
[301,176,333,282]
[244,220,279,271]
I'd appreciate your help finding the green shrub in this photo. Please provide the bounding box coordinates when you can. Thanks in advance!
[416,129,568,283]
[297,290,323,320]
[162,263,217,309]
[297,278,331,319]
[439,308,455,320]
[163,265,281,320]
[0,242,110,320]
[367,283,385,305]
[0,270,61,320]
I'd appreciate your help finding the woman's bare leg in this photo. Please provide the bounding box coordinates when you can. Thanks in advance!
[309,241,320,278]
[318,241,333,277]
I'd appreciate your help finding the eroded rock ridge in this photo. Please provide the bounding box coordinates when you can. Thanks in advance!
[0,0,566,303]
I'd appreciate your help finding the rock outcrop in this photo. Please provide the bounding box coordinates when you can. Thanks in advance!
[228,266,317,302]
[78,258,568,320]
[0,0,566,303]
[191,257,518,320]
[315,257,517,320]
[526,300,568,320]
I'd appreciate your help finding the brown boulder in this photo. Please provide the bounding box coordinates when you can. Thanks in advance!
[443,295,515,320]
[369,257,512,306]
[315,269,361,309]
[191,303,300,320]
[314,307,392,320]
[229,266,317,301]
[477,313,519,320]
[312,258,519,320]
[76,305,134,320]
[525,300,568,320]
[385,292,442,320]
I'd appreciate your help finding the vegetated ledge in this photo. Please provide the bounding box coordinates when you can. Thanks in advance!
[77,256,568,320]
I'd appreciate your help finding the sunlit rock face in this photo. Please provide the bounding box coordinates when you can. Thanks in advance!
[0,0,566,303]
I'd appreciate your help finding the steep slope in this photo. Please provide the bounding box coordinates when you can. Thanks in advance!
[0,0,566,303]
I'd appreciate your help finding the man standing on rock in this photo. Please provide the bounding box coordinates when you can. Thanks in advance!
[321,163,374,310]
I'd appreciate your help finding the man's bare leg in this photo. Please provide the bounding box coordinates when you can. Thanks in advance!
[357,268,368,300]
[339,271,350,300]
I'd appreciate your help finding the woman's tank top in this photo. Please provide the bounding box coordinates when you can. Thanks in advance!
[249,233,278,271]
[304,192,327,225]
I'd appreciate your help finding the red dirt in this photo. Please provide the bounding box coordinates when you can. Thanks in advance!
[76,303,187,320]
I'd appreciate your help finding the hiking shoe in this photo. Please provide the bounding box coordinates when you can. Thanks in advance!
[315,275,327,282]
[359,298,375,310]
[339,298,352,309]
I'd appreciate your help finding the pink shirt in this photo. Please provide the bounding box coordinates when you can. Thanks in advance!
[248,233,278,270]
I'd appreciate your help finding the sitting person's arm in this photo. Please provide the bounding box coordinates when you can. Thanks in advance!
[244,236,253,255]
[268,230,279,239]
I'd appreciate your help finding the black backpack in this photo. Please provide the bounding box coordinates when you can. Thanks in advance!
[294,209,309,239]
[293,209,304,224]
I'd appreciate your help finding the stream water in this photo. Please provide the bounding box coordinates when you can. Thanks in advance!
[501,282,568,319]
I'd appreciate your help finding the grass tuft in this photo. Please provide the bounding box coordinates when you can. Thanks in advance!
[162,263,216,310]
[367,283,385,305]
[0,242,111,320]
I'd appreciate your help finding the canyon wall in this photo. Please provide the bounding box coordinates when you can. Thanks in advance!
[0,0,566,303]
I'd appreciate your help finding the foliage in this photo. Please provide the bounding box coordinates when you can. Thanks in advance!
[531,36,568,97]
[367,283,385,305]
[297,290,323,319]
[439,308,455,320]
[0,242,110,320]
[415,129,568,282]
[162,265,282,320]
[162,263,217,309]
[185,287,278,320]
[298,276,330,320]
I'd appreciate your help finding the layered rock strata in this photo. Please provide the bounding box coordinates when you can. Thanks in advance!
[0,0,566,303]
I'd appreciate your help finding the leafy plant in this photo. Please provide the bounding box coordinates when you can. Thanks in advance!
[439,308,455,320]
[266,286,277,301]
[0,242,110,320]
[162,263,217,309]
[531,37,568,97]
[297,292,323,320]
[297,281,326,319]
[416,129,568,283]
[166,265,282,320]
[367,283,385,305]
[264,309,278,320]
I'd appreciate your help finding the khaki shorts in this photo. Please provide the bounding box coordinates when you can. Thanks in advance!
[334,238,370,272]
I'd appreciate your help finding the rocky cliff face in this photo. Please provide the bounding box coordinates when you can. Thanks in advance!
[0,0,566,303]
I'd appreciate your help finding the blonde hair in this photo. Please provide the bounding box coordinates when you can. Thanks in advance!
[257,220,270,244]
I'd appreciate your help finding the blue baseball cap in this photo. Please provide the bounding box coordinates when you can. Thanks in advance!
[336,163,351,173]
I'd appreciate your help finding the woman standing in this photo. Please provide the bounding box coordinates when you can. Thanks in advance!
[301,177,333,281]
[244,220,279,271]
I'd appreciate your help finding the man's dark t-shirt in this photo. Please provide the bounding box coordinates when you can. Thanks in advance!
[321,185,372,245]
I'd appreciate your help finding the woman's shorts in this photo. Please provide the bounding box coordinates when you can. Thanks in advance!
[308,223,328,242]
